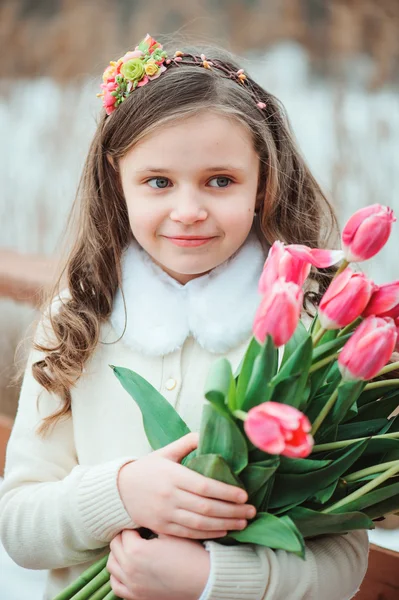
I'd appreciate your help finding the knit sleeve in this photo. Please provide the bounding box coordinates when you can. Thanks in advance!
[0,312,138,570]
[200,529,369,600]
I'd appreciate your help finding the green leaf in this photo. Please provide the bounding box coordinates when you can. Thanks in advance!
[364,493,399,520]
[287,507,374,537]
[350,390,399,422]
[251,474,276,512]
[331,380,366,424]
[185,454,245,489]
[311,333,351,363]
[240,459,279,499]
[336,419,388,441]
[281,321,309,367]
[278,455,331,474]
[305,380,340,425]
[241,336,278,411]
[269,439,369,509]
[329,480,399,515]
[357,384,399,407]
[309,312,320,336]
[228,512,305,557]
[204,358,235,416]
[235,337,262,401]
[197,404,248,474]
[271,336,313,410]
[112,366,190,450]
[315,328,339,347]
[308,480,338,504]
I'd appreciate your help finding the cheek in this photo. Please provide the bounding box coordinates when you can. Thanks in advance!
[125,200,165,234]
[217,203,255,232]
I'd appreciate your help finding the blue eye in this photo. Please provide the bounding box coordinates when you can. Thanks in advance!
[208,176,233,188]
[147,177,170,189]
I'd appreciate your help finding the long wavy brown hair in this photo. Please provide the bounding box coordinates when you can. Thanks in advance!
[34,42,339,434]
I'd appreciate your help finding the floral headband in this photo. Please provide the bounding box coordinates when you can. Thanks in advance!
[98,33,267,116]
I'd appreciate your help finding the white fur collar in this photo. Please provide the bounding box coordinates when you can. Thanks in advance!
[110,232,267,356]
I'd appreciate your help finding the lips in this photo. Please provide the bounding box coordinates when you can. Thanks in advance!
[163,235,217,247]
[164,236,215,240]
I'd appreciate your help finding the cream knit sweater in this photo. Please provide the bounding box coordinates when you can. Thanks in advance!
[0,234,369,599]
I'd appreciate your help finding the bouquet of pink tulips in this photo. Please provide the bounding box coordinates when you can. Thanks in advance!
[55,204,399,600]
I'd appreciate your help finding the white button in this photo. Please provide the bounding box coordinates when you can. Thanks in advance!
[165,378,177,391]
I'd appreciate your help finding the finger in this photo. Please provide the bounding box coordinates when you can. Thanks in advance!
[173,508,247,532]
[176,466,248,503]
[156,432,199,462]
[176,489,256,520]
[165,522,228,539]
[110,574,134,600]
[109,534,126,567]
[107,553,125,584]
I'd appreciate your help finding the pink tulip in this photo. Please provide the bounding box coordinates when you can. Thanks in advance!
[342,204,396,262]
[319,267,375,329]
[395,318,399,351]
[253,279,303,347]
[338,316,398,381]
[363,281,399,320]
[244,401,314,458]
[258,241,311,293]
[258,241,343,294]
[286,244,344,269]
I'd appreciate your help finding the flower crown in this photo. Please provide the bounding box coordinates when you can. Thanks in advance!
[98,33,267,116]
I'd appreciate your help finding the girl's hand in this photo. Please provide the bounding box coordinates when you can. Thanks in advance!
[118,432,256,539]
[107,530,210,600]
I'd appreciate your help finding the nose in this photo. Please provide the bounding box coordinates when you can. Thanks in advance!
[169,187,208,224]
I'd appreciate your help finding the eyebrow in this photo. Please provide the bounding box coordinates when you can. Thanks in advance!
[135,165,246,174]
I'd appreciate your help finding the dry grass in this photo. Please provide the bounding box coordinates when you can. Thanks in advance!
[0,0,398,87]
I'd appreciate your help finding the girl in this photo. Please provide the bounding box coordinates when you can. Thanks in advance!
[0,35,369,600]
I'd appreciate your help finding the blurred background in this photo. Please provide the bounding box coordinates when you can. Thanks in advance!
[1,1,399,598]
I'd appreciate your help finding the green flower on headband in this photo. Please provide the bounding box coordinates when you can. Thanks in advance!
[120,58,146,84]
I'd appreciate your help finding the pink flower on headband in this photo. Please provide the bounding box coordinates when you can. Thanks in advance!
[97,34,168,114]
[121,50,144,62]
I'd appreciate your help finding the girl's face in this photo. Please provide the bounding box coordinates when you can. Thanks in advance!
[119,112,260,284]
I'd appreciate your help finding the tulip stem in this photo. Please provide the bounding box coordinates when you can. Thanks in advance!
[233,410,247,422]
[375,361,399,378]
[364,379,399,391]
[337,317,363,338]
[310,388,339,436]
[52,555,109,599]
[345,459,399,483]
[88,581,112,599]
[312,432,399,453]
[312,327,327,347]
[323,462,399,514]
[309,353,339,374]
[334,259,349,278]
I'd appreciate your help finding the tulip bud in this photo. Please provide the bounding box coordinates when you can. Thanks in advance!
[286,244,344,269]
[258,241,343,295]
[253,279,303,347]
[244,401,314,458]
[319,267,375,329]
[258,241,311,293]
[363,281,399,320]
[342,204,396,262]
[338,316,398,381]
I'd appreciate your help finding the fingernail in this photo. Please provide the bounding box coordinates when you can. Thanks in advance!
[238,520,247,529]
[247,507,256,518]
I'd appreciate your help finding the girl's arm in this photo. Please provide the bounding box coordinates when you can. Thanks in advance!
[199,529,369,600]
[0,332,138,570]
